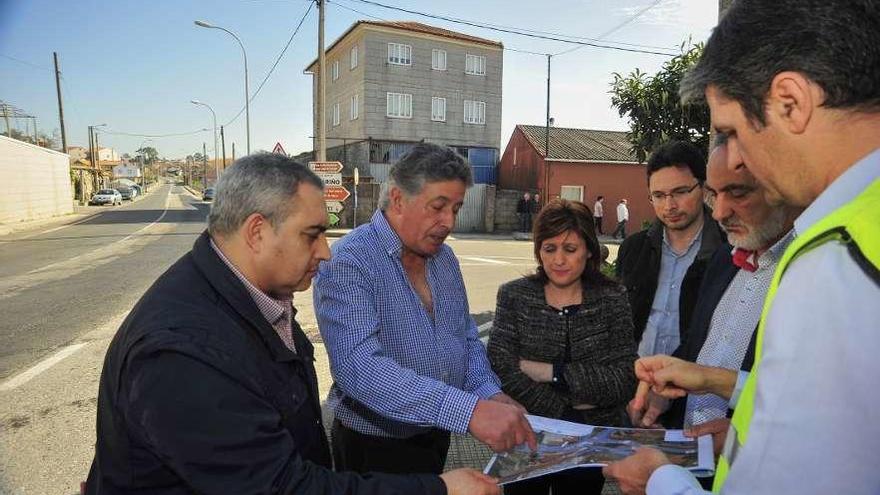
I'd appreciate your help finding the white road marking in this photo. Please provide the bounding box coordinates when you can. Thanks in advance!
[459,256,509,265]
[0,343,87,392]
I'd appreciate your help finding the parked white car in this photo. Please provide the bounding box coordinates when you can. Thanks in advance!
[90,189,123,206]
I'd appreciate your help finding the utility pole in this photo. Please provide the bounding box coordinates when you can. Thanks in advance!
[94,131,101,188]
[53,52,68,152]
[544,54,552,201]
[221,125,227,170]
[203,142,208,188]
[232,142,236,162]
[88,126,94,168]
[316,0,327,161]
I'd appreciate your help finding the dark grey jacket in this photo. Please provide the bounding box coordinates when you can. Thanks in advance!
[487,277,638,426]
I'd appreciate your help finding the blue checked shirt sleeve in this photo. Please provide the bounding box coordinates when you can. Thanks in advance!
[314,255,479,434]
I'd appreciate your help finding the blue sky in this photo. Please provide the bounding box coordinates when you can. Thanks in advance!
[0,0,717,159]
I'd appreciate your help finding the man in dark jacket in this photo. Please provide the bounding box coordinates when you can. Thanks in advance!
[627,140,800,438]
[85,153,498,495]
[615,141,725,358]
[516,192,533,232]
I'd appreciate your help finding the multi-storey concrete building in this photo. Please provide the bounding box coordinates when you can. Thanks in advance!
[303,21,503,183]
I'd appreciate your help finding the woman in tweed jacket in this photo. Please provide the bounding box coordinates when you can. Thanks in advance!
[487,199,638,495]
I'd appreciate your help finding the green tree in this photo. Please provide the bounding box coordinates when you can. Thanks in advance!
[136,146,159,164]
[610,43,709,163]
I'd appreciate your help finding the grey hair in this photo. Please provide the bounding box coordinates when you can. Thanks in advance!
[207,152,323,237]
[378,142,473,210]
[680,0,880,126]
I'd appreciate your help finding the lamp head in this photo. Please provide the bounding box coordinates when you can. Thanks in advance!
[194,20,214,28]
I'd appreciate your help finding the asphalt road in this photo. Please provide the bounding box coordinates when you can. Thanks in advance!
[0,183,209,380]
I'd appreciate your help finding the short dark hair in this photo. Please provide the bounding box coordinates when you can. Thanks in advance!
[208,153,323,237]
[680,0,880,125]
[530,199,615,288]
[379,143,472,210]
[597,195,604,201]
[646,140,706,183]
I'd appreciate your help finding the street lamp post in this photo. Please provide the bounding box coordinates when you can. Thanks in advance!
[194,20,250,155]
[191,100,219,184]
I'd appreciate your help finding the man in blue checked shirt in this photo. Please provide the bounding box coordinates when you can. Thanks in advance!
[314,143,537,476]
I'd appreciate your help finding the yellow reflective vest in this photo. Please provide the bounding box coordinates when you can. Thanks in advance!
[713,178,880,492]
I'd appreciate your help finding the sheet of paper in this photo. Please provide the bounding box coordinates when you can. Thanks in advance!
[485,415,715,485]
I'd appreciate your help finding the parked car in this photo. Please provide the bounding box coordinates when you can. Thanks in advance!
[90,189,123,206]
[203,187,215,201]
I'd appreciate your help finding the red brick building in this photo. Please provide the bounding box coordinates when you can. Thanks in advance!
[498,125,654,234]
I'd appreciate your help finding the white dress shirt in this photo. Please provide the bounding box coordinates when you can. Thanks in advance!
[617,203,629,222]
[647,148,880,494]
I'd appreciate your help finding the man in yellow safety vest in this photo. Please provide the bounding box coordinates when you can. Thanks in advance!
[603,0,880,493]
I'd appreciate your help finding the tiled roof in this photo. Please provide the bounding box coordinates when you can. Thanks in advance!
[306,20,502,71]
[517,125,639,163]
[357,21,503,48]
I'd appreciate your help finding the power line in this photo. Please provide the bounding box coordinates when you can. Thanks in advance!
[341,0,677,57]
[331,0,675,52]
[98,128,211,138]
[0,53,52,72]
[554,0,665,57]
[223,1,314,126]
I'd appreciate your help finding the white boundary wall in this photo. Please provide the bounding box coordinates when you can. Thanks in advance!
[0,135,73,224]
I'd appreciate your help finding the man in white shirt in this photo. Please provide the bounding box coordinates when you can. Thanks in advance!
[593,195,605,235]
[603,1,880,494]
[614,199,629,239]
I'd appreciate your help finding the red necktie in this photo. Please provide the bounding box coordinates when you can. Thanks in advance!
[732,248,758,272]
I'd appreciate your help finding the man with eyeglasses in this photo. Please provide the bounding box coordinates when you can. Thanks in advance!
[616,141,725,390]
[626,140,802,487]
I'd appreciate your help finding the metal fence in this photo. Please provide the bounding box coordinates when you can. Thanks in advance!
[454,183,488,232]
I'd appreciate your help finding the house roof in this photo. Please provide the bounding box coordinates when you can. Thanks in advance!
[306,20,502,72]
[517,125,639,163]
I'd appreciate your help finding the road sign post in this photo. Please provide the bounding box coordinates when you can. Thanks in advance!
[310,161,348,225]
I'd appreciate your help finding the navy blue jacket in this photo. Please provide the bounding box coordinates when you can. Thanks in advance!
[86,231,445,495]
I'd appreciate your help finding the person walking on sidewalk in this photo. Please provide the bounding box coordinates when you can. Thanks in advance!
[516,192,533,232]
[593,196,605,235]
[613,199,629,239]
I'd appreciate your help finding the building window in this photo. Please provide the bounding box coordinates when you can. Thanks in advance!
[465,54,486,75]
[331,60,339,81]
[332,102,340,126]
[560,185,584,202]
[350,45,358,70]
[387,43,412,65]
[463,100,486,125]
[432,49,447,70]
[386,92,412,118]
[350,94,359,120]
[431,97,446,122]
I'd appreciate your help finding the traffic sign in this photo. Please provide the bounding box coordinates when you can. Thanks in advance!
[324,185,351,202]
[325,201,345,214]
[317,172,342,186]
[309,161,343,173]
[272,142,287,155]
[327,212,340,226]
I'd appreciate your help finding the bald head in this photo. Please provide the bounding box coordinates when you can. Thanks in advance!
[706,144,798,251]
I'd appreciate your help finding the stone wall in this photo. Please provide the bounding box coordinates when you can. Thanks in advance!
[493,188,523,233]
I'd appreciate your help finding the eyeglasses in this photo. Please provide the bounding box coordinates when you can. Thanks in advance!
[649,182,701,204]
